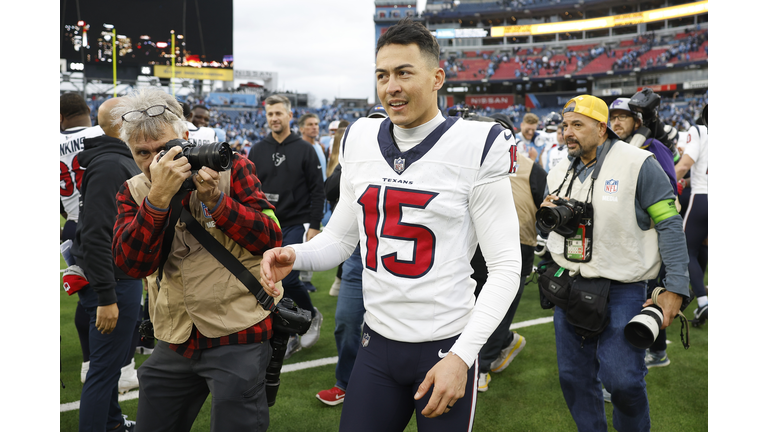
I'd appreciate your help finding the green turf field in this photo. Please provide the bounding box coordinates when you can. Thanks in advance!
[59,217,708,431]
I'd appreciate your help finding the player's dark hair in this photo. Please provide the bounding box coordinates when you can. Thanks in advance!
[376,18,440,67]
[191,104,209,112]
[181,102,192,119]
[60,92,90,119]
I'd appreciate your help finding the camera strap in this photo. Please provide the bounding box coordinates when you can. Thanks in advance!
[179,209,277,313]
[651,287,690,349]
[156,190,187,285]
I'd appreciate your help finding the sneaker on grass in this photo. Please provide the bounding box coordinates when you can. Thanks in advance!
[121,414,136,432]
[81,361,89,384]
[284,335,302,360]
[645,350,671,368]
[316,385,346,406]
[329,277,341,297]
[119,359,140,394]
[691,304,708,327]
[602,387,612,404]
[300,307,323,349]
[478,372,491,393]
[490,332,526,373]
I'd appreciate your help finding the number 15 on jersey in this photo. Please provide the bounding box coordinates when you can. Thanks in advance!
[358,185,438,279]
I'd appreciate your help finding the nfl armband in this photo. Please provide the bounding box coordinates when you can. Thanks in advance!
[647,199,678,224]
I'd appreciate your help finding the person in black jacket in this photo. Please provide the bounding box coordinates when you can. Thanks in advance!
[248,95,325,355]
[70,97,142,432]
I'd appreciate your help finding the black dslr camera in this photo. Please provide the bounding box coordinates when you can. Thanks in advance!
[265,297,312,407]
[628,88,680,159]
[158,139,234,191]
[535,198,586,237]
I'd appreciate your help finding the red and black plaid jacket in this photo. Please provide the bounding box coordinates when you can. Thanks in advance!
[112,153,282,358]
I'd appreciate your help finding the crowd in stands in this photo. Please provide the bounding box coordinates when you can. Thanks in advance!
[613,29,708,71]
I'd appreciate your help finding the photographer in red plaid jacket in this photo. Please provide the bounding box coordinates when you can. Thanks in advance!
[111,88,282,432]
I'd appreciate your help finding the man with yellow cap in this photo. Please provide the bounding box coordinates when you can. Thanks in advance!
[540,95,690,431]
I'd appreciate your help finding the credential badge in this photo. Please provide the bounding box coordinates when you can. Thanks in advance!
[394,157,405,174]
[604,179,619,194]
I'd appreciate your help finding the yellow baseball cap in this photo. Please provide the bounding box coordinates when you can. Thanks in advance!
[563,94,620,139]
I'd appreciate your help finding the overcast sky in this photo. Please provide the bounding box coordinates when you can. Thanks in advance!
[233,0,426,107]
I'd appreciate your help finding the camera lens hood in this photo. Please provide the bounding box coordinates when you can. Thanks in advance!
[624,304,663,349]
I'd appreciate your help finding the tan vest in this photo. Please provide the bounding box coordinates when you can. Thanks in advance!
[546,141,661,282]
[127,172,282,344]
[509,155,538,247]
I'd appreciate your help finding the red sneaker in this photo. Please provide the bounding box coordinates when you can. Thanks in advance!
[316,385,346,406]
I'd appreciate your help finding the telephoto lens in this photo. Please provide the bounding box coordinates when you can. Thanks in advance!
[624,304,664,349]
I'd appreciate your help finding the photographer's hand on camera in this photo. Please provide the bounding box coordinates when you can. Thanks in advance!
[541,194,567,208]
[260,247,295,297]
[193,166,223,210]
[642,290,683,330]
[147,145,192,208]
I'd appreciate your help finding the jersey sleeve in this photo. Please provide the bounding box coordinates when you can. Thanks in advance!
[477,124,518,185]
[292,149,359,271]
[684,126,702,163]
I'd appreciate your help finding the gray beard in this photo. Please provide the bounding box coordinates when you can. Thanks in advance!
[567,145,582,159]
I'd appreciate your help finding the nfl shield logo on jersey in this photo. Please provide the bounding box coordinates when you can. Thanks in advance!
[361,333,370,347]
[604,179,619,194]
[394,157,405,174]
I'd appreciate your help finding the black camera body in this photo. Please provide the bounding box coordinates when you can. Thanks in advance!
[158,139,233,191]
[265,297,312,407]
[628,88,680,158]
[535,198,586,237]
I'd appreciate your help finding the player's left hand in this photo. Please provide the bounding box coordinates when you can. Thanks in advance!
[194,166,222,210]
[306,228,321,241]
[414,352,468,418]
[643,290,683,329]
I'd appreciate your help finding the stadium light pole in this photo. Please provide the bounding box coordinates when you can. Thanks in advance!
[112,28,117,98]
[171,30,176,97]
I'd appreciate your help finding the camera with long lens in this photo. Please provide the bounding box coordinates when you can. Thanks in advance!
[265,297,312,407]
[158,139,233,191]
[535,198,586,237]
[628,88,680,160]
[624,287,694,349]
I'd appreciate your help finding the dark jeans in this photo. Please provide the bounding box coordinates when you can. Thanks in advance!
[334,246,364,390]
[281,224,315,316]
[78,279,142,432]
[554,281,650,432]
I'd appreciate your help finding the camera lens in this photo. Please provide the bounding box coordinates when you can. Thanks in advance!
[535,206,573,233]
[624,304,664,349]
[185,142,233,171]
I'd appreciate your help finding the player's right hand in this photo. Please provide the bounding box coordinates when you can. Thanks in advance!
[147,146,191,208]
[260,247,296,297]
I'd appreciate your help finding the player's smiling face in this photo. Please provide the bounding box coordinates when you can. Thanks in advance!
[375,43,444,129]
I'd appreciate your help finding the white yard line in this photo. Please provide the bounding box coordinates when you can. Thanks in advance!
[60,316,553,412]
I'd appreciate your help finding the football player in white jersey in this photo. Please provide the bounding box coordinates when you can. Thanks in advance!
[539,111,561,149]
[181,102,219,145]
[260,18,521,432]
[60,92,103,390]
[60,92,104,237]
[540,122,568,173]
[675,105,708,325]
